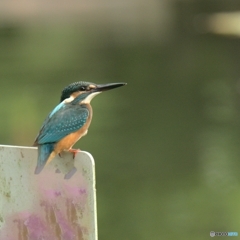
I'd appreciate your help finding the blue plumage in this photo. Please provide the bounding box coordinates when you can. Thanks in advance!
[35,143,54,174]
[34,81,126,175]
[34,101,89,173]
[49,101,65,118]
[36,104,89,144]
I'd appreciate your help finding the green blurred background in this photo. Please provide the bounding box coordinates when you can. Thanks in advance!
[1,0,240,239]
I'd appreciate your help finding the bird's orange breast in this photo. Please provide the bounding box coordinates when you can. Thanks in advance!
[54,104,93,154]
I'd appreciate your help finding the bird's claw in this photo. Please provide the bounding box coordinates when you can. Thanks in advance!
[68,148,81,159]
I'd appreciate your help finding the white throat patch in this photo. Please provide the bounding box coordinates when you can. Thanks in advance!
[64,95,75,103]
[81,92,101,104]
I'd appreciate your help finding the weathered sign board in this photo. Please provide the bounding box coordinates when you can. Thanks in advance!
[0,145,97,240]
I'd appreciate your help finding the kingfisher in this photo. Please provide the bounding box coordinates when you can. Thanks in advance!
[33,81,126,174]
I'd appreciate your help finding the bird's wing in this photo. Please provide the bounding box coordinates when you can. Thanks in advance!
[35,105,89,144]
[33,101,66,145]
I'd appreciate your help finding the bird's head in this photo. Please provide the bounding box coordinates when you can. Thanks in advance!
[60,81,127,104]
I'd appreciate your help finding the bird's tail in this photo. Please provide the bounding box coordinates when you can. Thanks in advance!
[35,143,55,174]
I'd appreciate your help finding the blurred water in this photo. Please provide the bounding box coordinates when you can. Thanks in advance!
[0,1,240,239]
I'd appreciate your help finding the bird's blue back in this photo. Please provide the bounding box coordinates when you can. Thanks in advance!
[35,101,89,145]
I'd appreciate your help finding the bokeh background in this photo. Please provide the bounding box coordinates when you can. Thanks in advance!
[1,0,240,239]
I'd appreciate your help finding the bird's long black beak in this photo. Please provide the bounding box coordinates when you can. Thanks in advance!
[95,82,127,92]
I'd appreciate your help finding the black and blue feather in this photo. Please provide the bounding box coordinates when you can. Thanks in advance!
[34,100,89,174]
[35,102,89,144]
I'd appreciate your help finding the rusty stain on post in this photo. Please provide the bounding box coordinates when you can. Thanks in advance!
[0,145,97,240]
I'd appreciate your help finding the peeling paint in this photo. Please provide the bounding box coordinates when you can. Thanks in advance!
[7,188,88,239]
[0,146,97,240]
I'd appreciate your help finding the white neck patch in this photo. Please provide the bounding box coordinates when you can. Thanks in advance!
[81,92,101,104]
[64,95,75,103]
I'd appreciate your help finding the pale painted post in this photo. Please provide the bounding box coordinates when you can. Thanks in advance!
[0,145,97,240]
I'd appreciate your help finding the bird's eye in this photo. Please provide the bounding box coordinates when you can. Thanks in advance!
[79,86,86,91]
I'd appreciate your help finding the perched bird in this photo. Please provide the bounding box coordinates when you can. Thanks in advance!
[33,81,126,174]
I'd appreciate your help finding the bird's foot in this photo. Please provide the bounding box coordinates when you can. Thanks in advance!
[58,152,62,158]
[68,148,81,159]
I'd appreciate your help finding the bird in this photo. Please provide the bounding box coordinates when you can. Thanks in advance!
[33,81,127,174]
